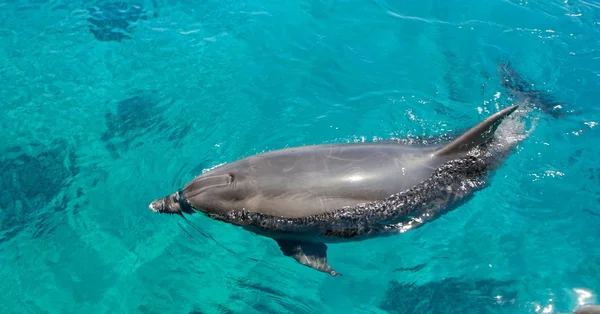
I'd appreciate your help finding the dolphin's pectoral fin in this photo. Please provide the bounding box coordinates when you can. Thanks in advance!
[275,239,341,277]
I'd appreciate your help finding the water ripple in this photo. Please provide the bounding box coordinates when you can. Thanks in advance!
[0,0,599,312]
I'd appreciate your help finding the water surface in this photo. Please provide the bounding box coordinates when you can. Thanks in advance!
[0,0,599,313]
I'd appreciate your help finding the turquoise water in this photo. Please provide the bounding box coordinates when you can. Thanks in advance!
[1,0,599,312]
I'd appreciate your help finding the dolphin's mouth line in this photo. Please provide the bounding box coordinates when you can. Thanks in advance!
[149,191,262,264]
[149,190,195,215]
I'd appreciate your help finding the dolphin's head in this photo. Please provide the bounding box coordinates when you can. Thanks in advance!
[149,169,251,217]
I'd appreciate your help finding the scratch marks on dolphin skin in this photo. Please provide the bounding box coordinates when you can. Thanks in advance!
[0,139,79,243]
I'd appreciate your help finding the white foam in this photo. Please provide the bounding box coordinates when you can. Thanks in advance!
[494,105,538,147]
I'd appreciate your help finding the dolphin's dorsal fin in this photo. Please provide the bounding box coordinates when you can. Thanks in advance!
[433,105,519,157]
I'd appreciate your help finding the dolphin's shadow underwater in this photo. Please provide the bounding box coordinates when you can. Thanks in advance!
[149,102,534,276]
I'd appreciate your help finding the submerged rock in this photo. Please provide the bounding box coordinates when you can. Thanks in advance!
[86,0,158,42]
[100,91,191,158]
[380,277,519,313]
[0,139,79,242]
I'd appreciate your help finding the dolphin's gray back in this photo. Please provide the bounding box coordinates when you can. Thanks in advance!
[187,143,445,218]
[181,105,519,224]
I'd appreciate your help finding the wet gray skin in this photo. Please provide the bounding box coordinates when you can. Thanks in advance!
[150,105,521,276]
[573,305,600,314]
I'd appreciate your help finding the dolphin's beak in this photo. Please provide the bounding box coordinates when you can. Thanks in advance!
[149,198,164,213]
[148,191,195,215]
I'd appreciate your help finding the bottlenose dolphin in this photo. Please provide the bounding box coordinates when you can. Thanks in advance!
[150,105,524,276]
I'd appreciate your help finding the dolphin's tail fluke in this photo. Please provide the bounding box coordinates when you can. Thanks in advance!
[497,61,567,118]
[433,105,519,157]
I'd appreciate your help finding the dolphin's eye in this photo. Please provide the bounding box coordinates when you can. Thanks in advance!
[186,173,235,196]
